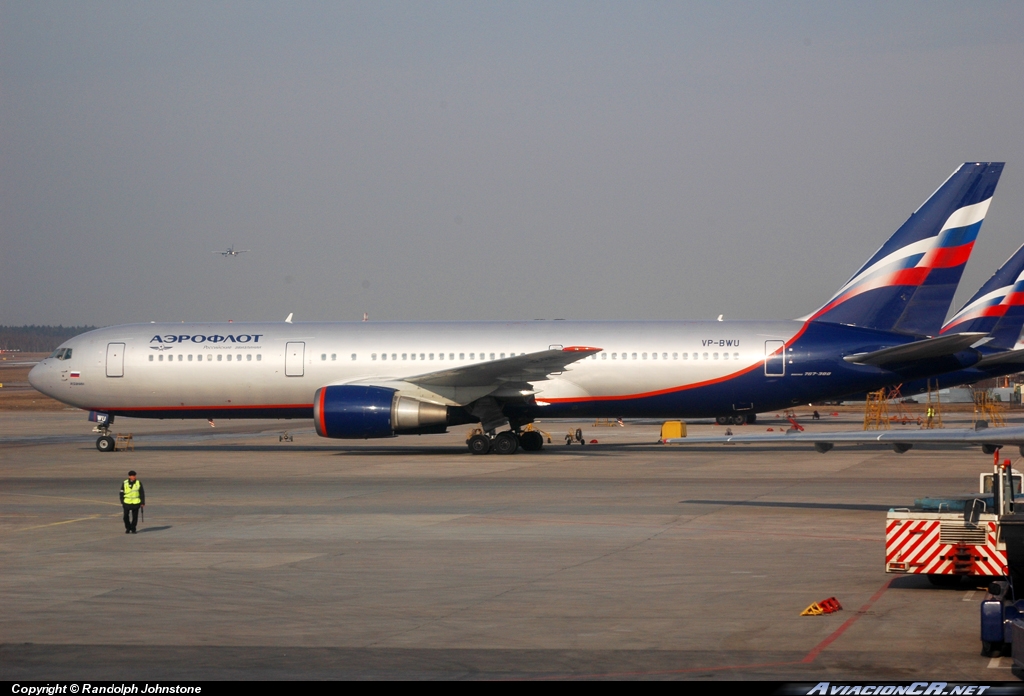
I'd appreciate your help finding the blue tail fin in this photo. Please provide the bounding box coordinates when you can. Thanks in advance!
[807,162,1004,335]
[941,242,1024,350]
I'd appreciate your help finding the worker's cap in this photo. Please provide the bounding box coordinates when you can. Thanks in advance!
[128,470,136,476]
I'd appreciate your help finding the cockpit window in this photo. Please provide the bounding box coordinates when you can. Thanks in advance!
[50,348,72,360]
[50,349,63,359]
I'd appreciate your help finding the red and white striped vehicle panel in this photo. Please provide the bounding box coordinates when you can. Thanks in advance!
[886,514,1007,577]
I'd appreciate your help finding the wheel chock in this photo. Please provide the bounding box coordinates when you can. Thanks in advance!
[801,597,842,616]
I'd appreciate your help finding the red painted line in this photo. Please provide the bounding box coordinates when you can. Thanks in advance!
[801,576,894,663]
[542,322,811,404]
[89,403,313,411]
[508,577,895,680]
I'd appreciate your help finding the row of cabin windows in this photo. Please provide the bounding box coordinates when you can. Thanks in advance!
[148,351,744,364]
[595,352,742,361]
[369,352,524,362]
[317,351,743,362]
[149,353,262,362]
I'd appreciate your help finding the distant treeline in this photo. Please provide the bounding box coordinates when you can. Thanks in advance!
[0,326,98,352]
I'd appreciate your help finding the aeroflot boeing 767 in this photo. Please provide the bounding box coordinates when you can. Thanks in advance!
[29,163,1005,454]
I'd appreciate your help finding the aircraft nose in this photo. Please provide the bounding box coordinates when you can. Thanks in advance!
[28,361,52,395]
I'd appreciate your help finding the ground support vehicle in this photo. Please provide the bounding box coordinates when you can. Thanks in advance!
[886,464,1020,586]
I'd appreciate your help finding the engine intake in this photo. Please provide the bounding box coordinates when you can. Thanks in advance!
[313,385,448,439]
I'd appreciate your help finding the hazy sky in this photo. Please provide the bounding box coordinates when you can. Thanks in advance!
[3,2,1024,327]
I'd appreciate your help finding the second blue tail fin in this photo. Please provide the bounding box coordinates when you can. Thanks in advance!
[941,242,1024,350]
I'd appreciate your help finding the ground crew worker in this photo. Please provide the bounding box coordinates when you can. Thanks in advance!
[120,470,145,534]
[926,405,936,429]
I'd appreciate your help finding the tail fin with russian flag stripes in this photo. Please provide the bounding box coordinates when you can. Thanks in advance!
[806,162,1004,335]
[941,242,1024,350]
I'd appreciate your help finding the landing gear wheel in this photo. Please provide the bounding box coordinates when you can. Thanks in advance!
[520,431,544,452]
[731,415,746,426]
[493,431,519,455]
[715,416,731,426]
[468,434,492,455]
[96,436,115,453]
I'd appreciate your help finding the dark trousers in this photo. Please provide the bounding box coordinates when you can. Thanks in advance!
[123,503,140,531]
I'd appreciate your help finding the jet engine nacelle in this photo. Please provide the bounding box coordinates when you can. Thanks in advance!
[313,385,449,439]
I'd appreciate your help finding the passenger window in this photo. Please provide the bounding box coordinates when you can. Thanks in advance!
[321,354,326,361]
[227,354,232,362]
[331,354,337,361]
[601,353,607,360]
[673,353,678,359]
[459,353,464,360]
[632,353,637,360]
[256,354,261,361]
[651,353,657,360]
[682,353,687,360]
[159,354,164,362]
[403,354,408,360]
[663,353,668,360]
[351,354,356,361]
[469,353,475,360]
[188,355,192,362]
[490,353,495,360]
[642,353,648,360]
[500,353,505,359]
[391,354,397,361]
[217,354,223,361]
[247,354,252,361]
[430,353,435,360]
[179,354,183,361]
[381,353,387,361]
[411,354,416,360]
[419,353,424,360]
[372,353,377,361]
[149,355,154,362]
[713,353,719,360]
[722,353,728,360]
[734,353,739,359]
[702,353,708,360]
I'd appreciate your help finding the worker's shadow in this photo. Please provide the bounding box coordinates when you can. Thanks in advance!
[138,526,172,533]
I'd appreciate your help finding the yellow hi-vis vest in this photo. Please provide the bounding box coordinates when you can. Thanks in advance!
[123,480,141,505]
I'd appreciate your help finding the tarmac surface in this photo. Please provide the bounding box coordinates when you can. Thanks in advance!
[2,409,1022,680]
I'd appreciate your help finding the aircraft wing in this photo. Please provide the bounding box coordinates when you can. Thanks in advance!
[406,346,600,388]
[663,425,1024,452]
[842,333,987,366]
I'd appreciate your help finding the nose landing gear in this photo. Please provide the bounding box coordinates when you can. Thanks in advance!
[93,414,116,453]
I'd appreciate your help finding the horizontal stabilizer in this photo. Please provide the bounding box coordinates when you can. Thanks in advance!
[973,348,1024,369]
[843,332,986,366]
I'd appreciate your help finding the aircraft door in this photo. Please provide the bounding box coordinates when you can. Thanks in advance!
[106,343,125,377]
[764,340,785,376]
[285,342,305,377]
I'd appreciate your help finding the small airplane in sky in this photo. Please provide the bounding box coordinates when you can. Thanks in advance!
[213,245,250,257]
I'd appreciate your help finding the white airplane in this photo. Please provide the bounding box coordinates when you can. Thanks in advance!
[213,245,250,257]
[29,163,1005,455]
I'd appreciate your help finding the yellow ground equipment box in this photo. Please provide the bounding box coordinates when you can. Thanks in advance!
[661,421,686,440]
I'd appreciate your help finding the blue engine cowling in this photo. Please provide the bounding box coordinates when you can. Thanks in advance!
[313,385,449,439]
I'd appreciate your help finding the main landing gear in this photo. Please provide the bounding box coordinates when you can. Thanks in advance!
[466,429,545,455]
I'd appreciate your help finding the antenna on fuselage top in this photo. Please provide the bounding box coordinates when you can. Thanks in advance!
[285,313,293,323]
[717,315,724,321]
